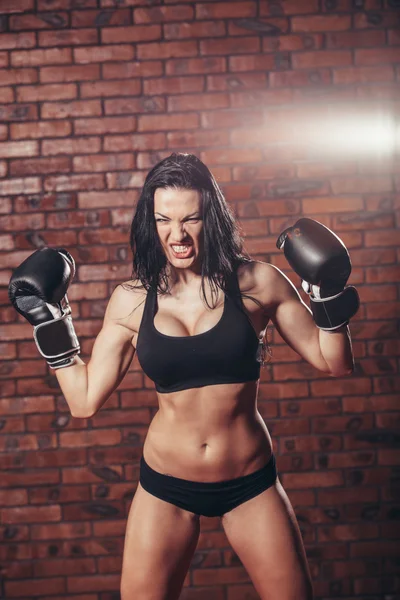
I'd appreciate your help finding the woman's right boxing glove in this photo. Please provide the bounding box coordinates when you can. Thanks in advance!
[8,247,80,369]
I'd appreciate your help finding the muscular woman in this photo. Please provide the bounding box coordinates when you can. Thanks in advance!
[9,153,359,600]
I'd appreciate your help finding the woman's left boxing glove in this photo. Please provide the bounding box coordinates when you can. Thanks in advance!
[8,247,80,369]
[276,218,360,331]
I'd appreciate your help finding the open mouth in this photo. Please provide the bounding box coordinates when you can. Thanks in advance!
[170,244,194,259]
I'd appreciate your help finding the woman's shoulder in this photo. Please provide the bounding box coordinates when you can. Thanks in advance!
[237,259,281,294]
[105,278,148,331]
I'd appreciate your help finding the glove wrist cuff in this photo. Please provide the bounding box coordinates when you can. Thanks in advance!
[309,286,360,331]
[33,313,80,366]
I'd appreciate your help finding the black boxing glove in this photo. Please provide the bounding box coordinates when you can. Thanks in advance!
[276,218,359,331]
[8,247,80,369]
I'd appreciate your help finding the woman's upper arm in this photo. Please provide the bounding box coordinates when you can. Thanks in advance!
[85,284,142,416]
[261,263,330,373]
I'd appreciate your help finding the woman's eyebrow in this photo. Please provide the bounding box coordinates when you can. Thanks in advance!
[154,212,200,218]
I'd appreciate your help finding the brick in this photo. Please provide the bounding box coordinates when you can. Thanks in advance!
[17,83,77,102]
[201,148,263,165]
[102,60,162,79]
[293,50,352,69]
[0,67,37,86]
[103,132,166,151]
[0,52,8,68]
[331,176,392,195]
[71,8,131,28]
[138,40,198,60]
[230,88,293,108]
[78,264,130,283]
[9,12,69,30]
[0,212,44,232]
[42,136,100,156]
[101,25,161,44]
[44,174,105,193]
[166,56,226,76]
[196,1,256,19]
[2,504,61,524]
[40,64,100,83]
[73,153,135,173]
[144,75,204,96]
[0,160,7,176]
[106,171,145,189]
[10,120,71,139]
[30,521,91,540]
[260,0,318,15]
[292,15,351,32]
[0,87,14,103]
[5,578,66,597]
[168,92,229,112]
[138,112,199,132]
[67,574,120,593]
[164,21,226,40]
[388,28,400,45]
[232,162,295,180]
[0,177,41,196]
[41,99,102,119]
[269,68,332,87]
[34,557,96,577]
[356,48,400,65]
[354,11,400,29]
[302,196,363,214]
[75,116,136,136]
[10,156,71,176]
[228,17,289,37]
[283,470,344,489]
[11,47,72,67]
[0,0,34,12]
[0,32,35,50]
[80,79,141,98]
[201,109,263,129]
[78,191,137,209]
[365,229,399,247]
[38,28,98,47]
[200,37,260,56]
[135,6,194,23]
[0,140,38,159]
[208,72,268,91]
[263,33,324,52]
[167,129,230,149]
[326,30,386,49]
[333,65,395,84]
[0,235,14,250]
[0,488,27,506]
[74,44,134,64]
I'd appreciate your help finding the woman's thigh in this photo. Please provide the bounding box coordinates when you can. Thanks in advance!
[221,477,313,600]
[121,483,201,600]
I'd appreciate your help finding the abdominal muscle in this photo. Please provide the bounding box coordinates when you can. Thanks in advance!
[142,380,273,482]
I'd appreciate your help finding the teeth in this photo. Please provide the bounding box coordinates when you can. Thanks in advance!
[172,245,191,253]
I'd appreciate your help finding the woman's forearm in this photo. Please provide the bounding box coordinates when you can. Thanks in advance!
[319,325,355,377]
[54,356,91,418]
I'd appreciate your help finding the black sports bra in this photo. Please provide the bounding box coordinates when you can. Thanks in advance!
[136,270,263,393]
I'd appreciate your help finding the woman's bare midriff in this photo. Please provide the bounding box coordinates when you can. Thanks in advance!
[142,379,273,482]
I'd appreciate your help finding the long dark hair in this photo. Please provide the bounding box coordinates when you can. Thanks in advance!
[129,152,252,308]
[126,152,271,362]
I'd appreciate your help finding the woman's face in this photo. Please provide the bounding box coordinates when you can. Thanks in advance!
[154,187,203,269]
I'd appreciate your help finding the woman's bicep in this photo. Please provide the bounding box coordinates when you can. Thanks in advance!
[84,284,140,416]
[267,265,330,373]
[85,321,135,416]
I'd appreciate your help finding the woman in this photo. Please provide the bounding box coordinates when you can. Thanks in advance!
[9,153,357,600]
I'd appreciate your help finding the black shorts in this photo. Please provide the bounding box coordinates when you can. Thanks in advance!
[139,453,278,518]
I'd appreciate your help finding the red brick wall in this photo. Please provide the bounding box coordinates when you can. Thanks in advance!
[1,0,399,598]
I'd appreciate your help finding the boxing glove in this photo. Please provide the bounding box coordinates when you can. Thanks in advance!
[276,218,359,330]
[8,247,80,369]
